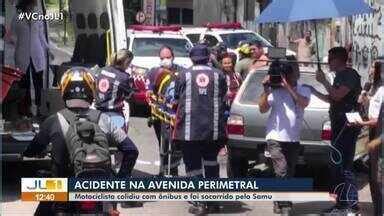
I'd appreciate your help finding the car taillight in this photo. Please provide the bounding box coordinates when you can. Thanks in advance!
[321,121,332,141]
[227,114,244,135]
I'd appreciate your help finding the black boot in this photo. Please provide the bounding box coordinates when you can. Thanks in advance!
[118,151,143,208]
[117,150,138,178]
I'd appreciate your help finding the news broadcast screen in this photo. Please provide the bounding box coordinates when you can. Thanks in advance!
[1,0,383,215]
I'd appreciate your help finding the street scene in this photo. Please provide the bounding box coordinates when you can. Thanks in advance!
[1,0,383,215]
[0,116,376,215]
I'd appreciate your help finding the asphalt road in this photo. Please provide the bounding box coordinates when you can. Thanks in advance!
[1,116,374,215]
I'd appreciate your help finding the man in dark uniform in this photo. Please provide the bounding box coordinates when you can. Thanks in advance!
[309,47,362,214]
[173,45,228,214]
[146,46,184,176]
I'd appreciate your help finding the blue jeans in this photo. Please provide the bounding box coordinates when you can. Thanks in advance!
[104,111,138,177]
[104,111,128,133]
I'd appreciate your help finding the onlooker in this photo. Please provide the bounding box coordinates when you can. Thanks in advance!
[308,47,362,214]
[221,53,242,105]
[358,60,383,129]
[219,53,242,156]
[258,60,310,214]
[355,59,383,216]
[366,103,383,216]
[236,41,251,61]
[248,41,269,77]
[210,42,228,69]
[235,42,253,78]
[10,0,53,116]
[289,31,314,64]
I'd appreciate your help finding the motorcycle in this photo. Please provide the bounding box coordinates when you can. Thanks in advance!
[27,153,120,216]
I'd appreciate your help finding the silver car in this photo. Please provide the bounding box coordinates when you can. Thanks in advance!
[226,66,367,177]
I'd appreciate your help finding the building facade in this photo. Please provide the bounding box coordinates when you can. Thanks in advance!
[123,0,383,77]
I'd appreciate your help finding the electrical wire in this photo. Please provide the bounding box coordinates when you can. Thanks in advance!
[302,118,345,165]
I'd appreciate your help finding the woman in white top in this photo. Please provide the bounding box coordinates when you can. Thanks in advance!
[10,0,52,116]
[356,59,383,216]
[358,60,383,129]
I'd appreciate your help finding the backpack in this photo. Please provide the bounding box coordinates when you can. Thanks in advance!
[57,109,111,177]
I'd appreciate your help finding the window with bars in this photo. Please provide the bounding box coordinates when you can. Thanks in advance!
[167,7,193,25]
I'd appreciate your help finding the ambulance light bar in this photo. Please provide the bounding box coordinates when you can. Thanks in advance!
[129,25,182,33]
[204,22,242,29]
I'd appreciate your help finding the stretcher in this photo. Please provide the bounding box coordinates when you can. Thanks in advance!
[147,68,178,177]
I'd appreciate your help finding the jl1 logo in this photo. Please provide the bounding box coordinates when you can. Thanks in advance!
[27,179,63,190]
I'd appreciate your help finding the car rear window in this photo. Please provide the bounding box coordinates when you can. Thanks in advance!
[219,33,272,49]
[132,38,191,57]
[239,70,327,105]
[186,34,200,44]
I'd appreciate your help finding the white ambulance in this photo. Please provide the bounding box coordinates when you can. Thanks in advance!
[182,22,296,57]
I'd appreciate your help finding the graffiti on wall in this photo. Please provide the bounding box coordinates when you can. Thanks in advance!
[352,0,383,74]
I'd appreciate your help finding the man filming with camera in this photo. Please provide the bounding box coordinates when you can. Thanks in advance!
[258,58,311,214]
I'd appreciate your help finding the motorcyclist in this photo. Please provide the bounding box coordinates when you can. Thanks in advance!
[23,67,139,214]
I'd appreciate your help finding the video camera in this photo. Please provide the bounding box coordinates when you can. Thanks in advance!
[267,47,291,88]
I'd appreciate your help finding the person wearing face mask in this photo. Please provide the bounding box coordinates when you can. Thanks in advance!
[146,46,185,176]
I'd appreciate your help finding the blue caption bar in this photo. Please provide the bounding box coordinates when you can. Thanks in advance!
[68,178,313,192]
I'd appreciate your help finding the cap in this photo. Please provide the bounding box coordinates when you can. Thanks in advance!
[236,43,251,55]
[189,45,210,61]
